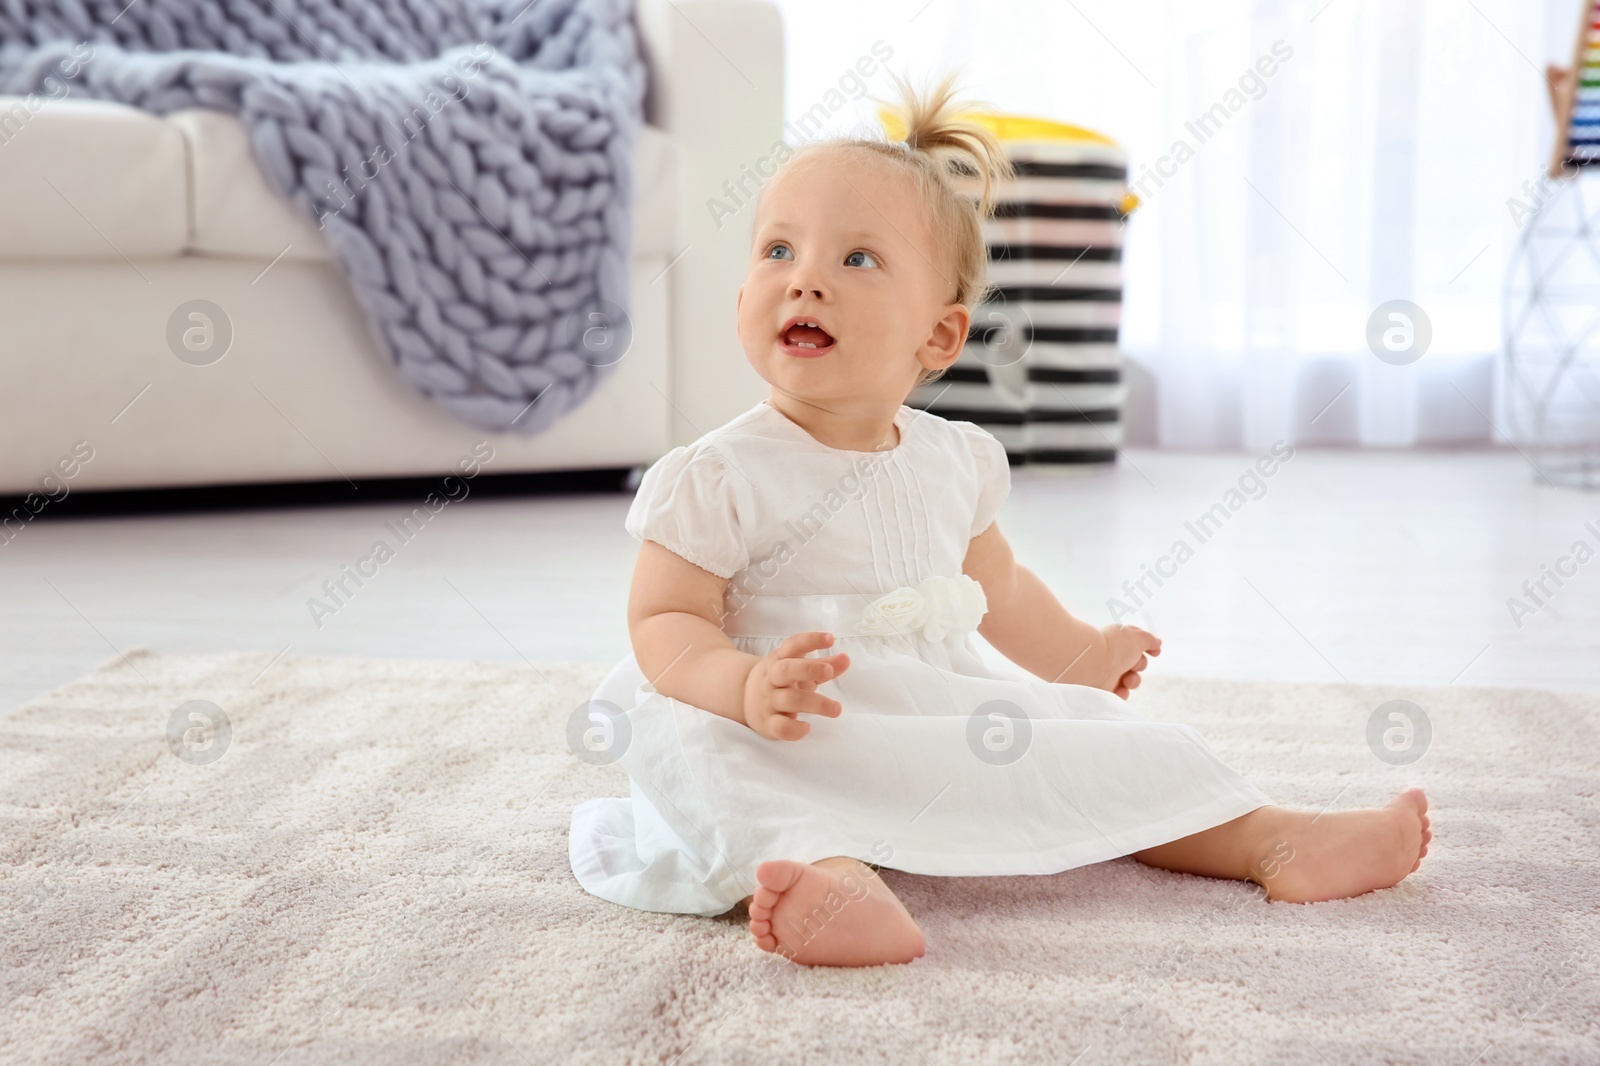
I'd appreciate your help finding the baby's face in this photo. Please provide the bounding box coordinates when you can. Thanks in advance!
[737,151,966,407]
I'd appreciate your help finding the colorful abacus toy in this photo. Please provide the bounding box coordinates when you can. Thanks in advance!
[1507,0,1600,489]
[1552,0,1600,175]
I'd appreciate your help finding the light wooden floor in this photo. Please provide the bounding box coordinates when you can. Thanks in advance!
[3,447,1596,715]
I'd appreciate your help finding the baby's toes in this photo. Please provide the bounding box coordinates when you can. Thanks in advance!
[748,889,776,924]
[749,916,779,952]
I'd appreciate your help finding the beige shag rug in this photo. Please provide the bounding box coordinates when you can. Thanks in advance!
[2,648,1598,1065]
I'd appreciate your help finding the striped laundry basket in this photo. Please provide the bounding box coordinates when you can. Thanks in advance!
[893,113,1137,467]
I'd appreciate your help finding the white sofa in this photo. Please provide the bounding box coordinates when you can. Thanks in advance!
[0,0,781,496]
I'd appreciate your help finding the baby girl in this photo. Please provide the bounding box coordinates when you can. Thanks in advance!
[569,77,1431,968]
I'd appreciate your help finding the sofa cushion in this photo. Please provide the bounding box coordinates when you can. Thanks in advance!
[173,107,678,262]
[0,96,188,258]
[168,108,329,264]
[0,97,676,263]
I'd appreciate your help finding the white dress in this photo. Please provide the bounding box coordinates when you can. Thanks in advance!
[568,399,1275,916]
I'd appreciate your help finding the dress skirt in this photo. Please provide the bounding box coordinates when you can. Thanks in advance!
[569,592,1275,917]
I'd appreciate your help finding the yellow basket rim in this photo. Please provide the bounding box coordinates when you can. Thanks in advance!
[877,107,1121,147]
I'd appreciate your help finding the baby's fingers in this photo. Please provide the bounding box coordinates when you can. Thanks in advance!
[776,631,838,660]
[767,713,810,741]
[768,655,840,688]
[817,650,851,677]
[770,686,842,719]
[800,690,843,718]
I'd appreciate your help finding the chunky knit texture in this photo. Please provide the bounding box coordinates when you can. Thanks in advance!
[0,0,645,434]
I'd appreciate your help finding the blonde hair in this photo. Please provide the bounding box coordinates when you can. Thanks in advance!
[779,74,1014,389]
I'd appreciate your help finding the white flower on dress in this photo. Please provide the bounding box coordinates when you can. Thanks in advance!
[920,574,988,641]
[854,575,988,641]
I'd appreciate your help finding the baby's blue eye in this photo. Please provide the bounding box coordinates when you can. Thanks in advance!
[766,243,794,260]
[844,250,879,268]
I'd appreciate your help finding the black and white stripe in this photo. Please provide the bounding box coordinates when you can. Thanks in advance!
[911,140,1129,466]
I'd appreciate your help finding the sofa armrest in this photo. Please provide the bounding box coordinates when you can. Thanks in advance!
[634,0,784,447]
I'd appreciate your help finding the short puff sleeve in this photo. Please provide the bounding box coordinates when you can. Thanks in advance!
[625,445,749,579]
[957,421,1011,539]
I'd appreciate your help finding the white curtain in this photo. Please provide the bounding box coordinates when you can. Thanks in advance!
[764,0,1585,448]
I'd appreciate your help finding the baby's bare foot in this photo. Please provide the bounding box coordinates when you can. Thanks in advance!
[1252,787,1431,903]
[747,858,925,967]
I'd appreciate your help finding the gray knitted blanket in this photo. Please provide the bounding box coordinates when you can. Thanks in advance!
[0,0,645,435]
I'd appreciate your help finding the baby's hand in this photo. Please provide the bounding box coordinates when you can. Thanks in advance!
[742,631,849,741]
[1101,624,1161,699]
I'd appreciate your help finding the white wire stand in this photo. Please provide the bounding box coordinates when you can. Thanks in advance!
[1502,169,1600,490]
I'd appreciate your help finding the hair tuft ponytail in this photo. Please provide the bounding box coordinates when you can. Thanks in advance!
[884,72,1013,217]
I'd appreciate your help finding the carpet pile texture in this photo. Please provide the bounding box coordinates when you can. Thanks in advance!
[1,649,1596,1064]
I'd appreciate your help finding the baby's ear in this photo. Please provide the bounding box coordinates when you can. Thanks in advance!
[927,302,971,362]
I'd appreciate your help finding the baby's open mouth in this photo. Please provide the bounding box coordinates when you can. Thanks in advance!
[780,318,836,352]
